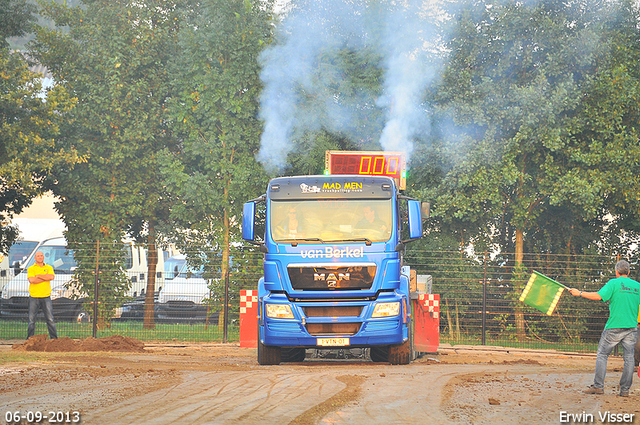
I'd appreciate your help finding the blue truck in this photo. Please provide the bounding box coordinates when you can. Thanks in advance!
[242,172,426,364]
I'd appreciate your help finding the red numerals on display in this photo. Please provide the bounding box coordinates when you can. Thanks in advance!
[332,154,400,178]
[358,156,399,176]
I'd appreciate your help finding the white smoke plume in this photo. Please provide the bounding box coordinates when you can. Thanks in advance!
[258,0,443,171]
[378,3,440,156]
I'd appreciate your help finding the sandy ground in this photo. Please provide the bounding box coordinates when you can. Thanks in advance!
[1,337,639,425]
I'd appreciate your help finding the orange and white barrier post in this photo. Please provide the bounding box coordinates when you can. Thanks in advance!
[412,293,440,353]
[239,290,258,347]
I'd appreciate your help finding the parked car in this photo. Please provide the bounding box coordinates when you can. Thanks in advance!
[156,255,218,323]
[114,294,159,321]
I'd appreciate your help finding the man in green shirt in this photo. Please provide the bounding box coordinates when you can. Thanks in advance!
[569,260,640,397]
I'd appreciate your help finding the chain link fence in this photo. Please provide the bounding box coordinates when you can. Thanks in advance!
[0,243,264,342]
[405,250,628,352]
[1,245,633,353]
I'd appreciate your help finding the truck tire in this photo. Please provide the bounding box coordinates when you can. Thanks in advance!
[388,339,412,365]
[257,323,281,365]
[370,346,389,363]
[281,348,306,362]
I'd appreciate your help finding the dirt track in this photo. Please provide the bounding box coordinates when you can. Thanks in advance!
[1,338,639,425]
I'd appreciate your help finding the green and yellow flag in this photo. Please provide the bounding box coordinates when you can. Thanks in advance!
[519,271,567,316]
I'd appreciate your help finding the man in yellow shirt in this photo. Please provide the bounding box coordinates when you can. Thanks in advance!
[27,251,57,339]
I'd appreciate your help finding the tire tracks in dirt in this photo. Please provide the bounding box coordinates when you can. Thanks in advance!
[3,343,637,424]
[288,375,366,425]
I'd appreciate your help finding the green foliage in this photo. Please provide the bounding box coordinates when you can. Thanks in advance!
[0,0,37,49]
[561,2,640,240]
[31,0,184,234]
[161,0,274,298]
[429,0,640,259]
[0,45,80,253]
[29,0,187,322]
[164,0,273,227]
[70,241,132,325]
[4,0,640,351]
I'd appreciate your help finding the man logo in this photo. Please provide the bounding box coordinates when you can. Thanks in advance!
[314,272,350,288]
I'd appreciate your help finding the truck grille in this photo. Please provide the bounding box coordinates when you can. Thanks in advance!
[305,323,361,336]
[302,306,363,317]
[288,265,375,291]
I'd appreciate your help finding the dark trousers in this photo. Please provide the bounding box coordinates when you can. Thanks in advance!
[27,296,58,339]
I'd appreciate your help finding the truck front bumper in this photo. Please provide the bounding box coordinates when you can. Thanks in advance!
[260,292,408,348]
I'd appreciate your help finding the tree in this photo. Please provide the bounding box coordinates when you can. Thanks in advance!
[30,0,184,327]
[432,0,633,339]
[162,0,273,326]
[0,0,37,49]
[562,0,640,254]
[0,0,79,253]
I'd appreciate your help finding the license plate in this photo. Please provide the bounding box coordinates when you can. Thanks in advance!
[317,337,350,347]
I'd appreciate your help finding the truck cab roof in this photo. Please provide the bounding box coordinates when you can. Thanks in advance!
[267,175,395,200]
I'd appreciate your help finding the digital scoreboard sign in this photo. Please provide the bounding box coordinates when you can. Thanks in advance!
[325,151,407,190]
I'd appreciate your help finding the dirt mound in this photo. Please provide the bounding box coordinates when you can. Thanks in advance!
[12,334,146,352]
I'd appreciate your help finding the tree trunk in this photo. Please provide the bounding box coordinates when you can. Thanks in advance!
[455,302,460,341]
[445,299,454,340]
[218,185,231,331]
[143,222,157,330]
[514,227,526,341]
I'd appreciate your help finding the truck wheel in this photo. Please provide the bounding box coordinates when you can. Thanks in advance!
[388,339,412,365]
[370,346,389,363]
[257,323,281,365]
[281,348,306,362]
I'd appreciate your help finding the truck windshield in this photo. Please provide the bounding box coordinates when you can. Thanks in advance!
[270,199,392,243]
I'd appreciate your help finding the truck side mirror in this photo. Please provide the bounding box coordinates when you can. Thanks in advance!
[407,200,423,240]
[243,201,256,241]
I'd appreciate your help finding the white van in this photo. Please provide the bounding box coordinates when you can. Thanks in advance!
[156,254,214,323]
[0,219,66,293]
[0,236,167,322]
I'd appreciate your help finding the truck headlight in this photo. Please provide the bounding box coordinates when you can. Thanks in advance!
[372,302,400,317]
[266,304,294,319]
